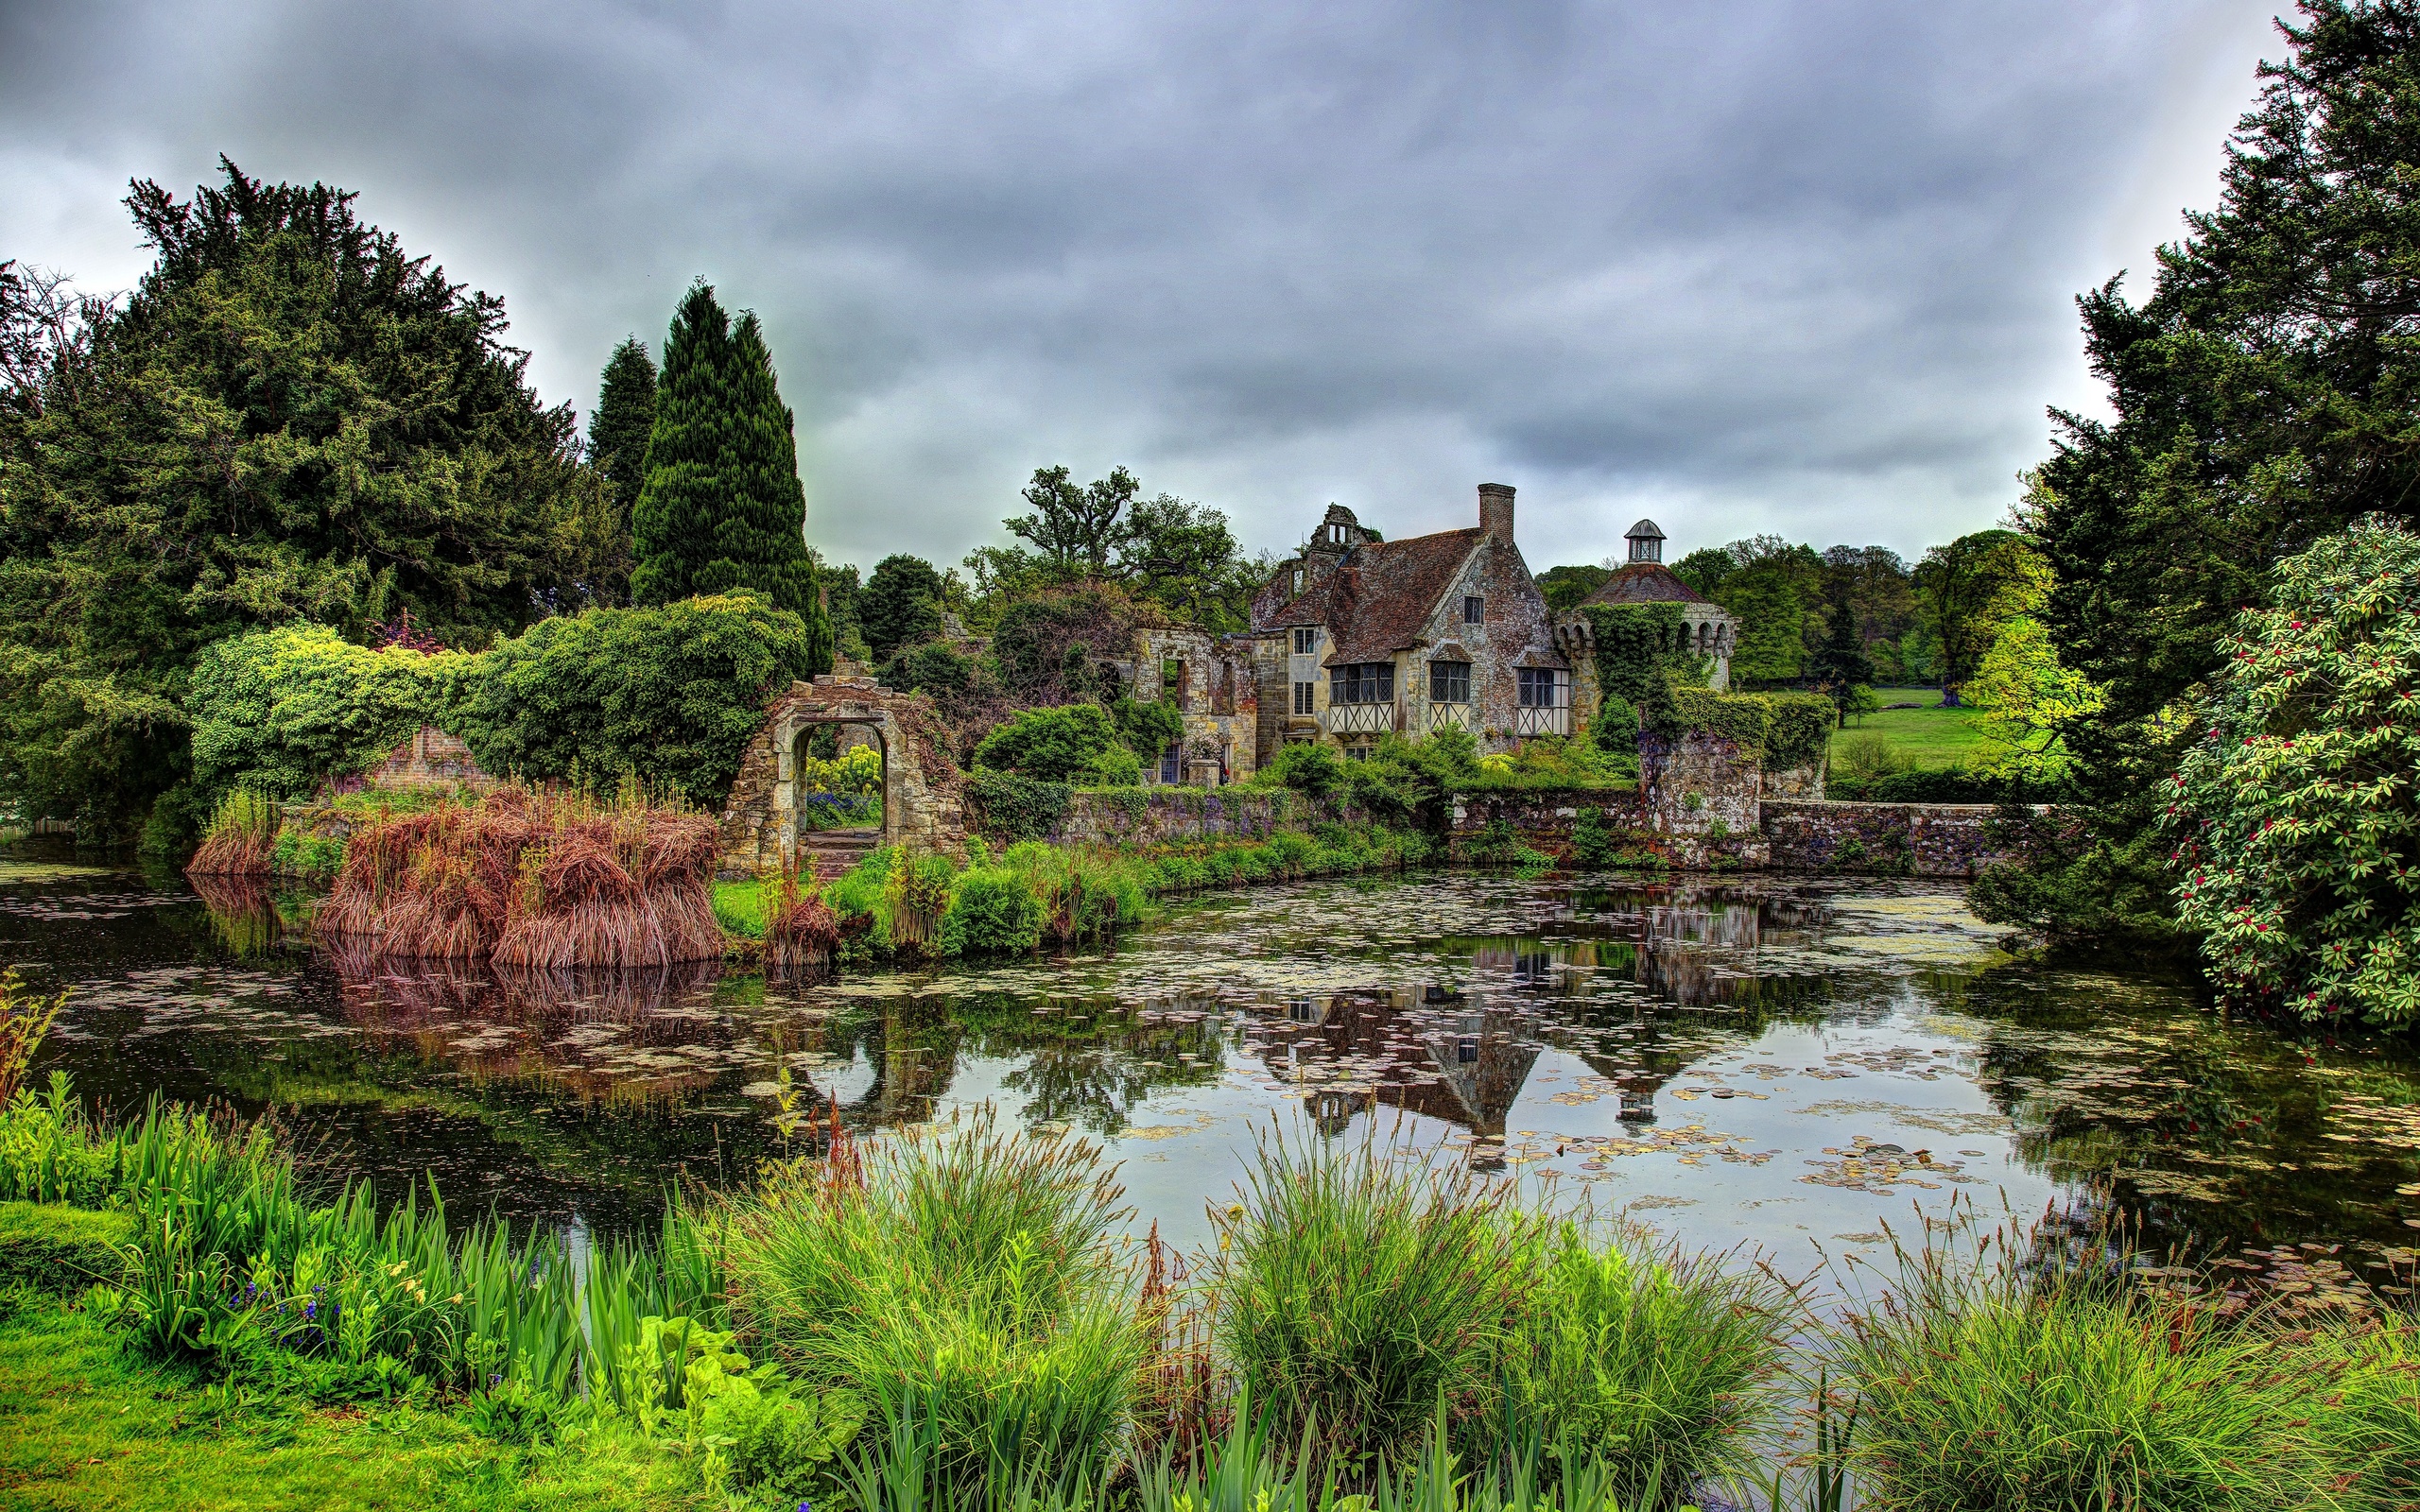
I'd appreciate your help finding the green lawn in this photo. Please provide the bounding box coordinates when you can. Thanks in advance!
[710,877,769,939]
[1829,688,1996,771]
[0,1296,709,1512]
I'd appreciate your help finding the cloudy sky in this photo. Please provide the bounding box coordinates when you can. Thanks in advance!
[1,0,2287,572]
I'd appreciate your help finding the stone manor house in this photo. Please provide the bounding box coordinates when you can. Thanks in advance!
[1227,484,1737,768]
[1055,482,1741,786]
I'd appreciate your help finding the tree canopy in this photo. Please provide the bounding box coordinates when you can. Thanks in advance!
[2031,0,2420,800]
[966,464,1257,631]
[585,336,656,605]
[629,284,830,671]
[860,554,946,660]
[0,159,604,841]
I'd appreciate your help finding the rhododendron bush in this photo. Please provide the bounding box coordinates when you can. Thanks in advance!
[2164,517,2420,1026]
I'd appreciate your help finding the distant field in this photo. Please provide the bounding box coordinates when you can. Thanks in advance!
[1829,689,1996,771]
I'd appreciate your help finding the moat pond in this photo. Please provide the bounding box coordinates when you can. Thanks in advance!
[7,859,2419,1292]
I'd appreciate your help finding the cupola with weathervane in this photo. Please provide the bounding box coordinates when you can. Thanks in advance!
[1624,518,1667,564]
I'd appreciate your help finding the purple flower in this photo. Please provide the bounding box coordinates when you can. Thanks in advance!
[304,1302,317,1320]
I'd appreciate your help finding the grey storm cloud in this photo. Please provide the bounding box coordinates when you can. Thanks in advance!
[1,0,2286,571]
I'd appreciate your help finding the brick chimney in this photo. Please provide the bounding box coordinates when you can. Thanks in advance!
[1478,483,1515,542]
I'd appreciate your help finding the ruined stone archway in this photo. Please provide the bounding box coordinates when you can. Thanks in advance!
[715,673,966,879]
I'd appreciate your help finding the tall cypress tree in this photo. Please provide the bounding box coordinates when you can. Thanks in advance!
[589,337,656,537]
[630,284,831,673]
[630,284,732,609]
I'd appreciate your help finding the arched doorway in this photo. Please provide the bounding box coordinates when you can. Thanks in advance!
[716,676,968,881]
[790,719,888,880]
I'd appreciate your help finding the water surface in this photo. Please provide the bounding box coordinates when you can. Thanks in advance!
[8,860,2418,1286]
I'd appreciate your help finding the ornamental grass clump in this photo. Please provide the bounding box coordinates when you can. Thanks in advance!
[724,1108,1146,1494]
[1208,1125,1537,1472]
[1504,1226,1788,1503]
[317,782,721,968]
[765,864,841,974]
[2163,514,2420,1026]
[185,787,282,877]
[1838,1220,2334,1511]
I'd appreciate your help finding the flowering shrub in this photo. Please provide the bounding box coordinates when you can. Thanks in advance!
[2163,517,2420,1025]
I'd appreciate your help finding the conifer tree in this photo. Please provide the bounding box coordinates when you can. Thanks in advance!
[630,284,831,673]
[589,336,655,538]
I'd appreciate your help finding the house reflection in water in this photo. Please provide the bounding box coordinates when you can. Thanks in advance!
[1236,882,1834,1157]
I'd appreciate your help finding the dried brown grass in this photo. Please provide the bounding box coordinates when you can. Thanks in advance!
[765,861,839,975]
[318,783,723,968]
[185,789,281,877]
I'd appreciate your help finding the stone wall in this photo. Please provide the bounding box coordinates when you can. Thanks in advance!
[1443,786,1773,868]
[1760,799,2031,879]
[1638,729,1762,839]
[1444,788,1645,864]
[1045,787,1306,847]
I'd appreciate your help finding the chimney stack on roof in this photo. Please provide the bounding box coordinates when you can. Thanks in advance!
[1478,483,1515,542]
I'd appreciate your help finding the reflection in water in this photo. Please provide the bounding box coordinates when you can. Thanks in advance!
[10,868,2419,1268]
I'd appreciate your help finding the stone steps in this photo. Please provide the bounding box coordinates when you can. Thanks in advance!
[800,825,881,879]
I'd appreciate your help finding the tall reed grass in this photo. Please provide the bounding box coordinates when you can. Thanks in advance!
[186,787,282,877]
[0,1074,723,1402]
[725,1108,1148,1495]
[1836,1215,2345,1511]
[318,782,722,968]
[1503,1227,1788,1501]
[1208,1128,1536,1470]
[0,968,65,1108]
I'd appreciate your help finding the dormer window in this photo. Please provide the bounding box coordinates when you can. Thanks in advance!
[1292,568,1305,594]
[1292,627,1319,655]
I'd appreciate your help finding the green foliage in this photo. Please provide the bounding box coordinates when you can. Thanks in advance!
[268,829,346,881]
[966,769,1077,844]
[2031,3,2420,815]
[1967,612,2102,775]
[0,1075,723,1410]
[990,586,1140,702]
[0,1292,715,1510]
[1210,1130,1534,1465]
[1534,564,1610,611]
[1581,603,1691,735]
[1841,1231,2336,1511]
[0,162,604,842]
[1566,808,1644,869]
[585,336,656,607]
[1661,688,1833,771]
[972,704,1132,784]
[942,867,1046,956]
[187,625,461,801]
[2163,517,2420,1024]
[1109,696,1184,764]
[970,468,1257,631]
[724,1108,1145,1497]
[1969,808,2180,946]
[1911,530,2045,706]
[628,284,828,668]
[876,641,997,726]
[1806,592,1873,709]
[1503,1227,1781,1501]
[450,592,815,806]
[1702,538,1823,686]
[861,554,946,659]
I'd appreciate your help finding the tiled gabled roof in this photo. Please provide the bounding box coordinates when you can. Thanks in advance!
[1253,528,1486,665]
[1582,562,1711,607]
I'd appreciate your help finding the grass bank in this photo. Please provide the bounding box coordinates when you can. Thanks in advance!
[714,821,1433,961]
[9,974,2413,1511]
